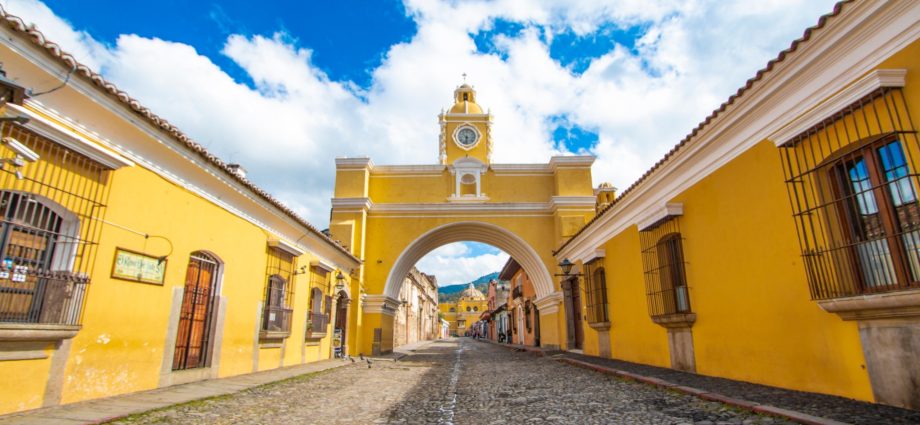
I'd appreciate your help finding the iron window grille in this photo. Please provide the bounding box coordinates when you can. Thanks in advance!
[640,218,692,319]
[261,247,295,335]
[0,123,110,327]
[779,87,920,300]
[583,259,609,324]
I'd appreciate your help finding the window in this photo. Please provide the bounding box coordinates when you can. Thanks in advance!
[473,306,478,312]
[466,306,471,312]
[583,260,609,324]
[260,247,295,337]
[449,307,455,312]
[780,87,920,299]
[0,123,111,329]
[640,217,693,319]
[306,286,329,338]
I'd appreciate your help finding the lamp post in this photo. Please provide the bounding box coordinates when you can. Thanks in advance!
[335,271,346,292]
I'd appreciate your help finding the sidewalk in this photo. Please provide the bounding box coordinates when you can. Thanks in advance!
[0,359,351,425]
[557,351,920,425]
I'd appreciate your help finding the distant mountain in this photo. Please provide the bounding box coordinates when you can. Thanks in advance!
[438,272,498,303]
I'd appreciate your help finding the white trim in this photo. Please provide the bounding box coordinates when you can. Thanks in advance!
[442,113,491,120]
[310,260,336,273]
[335,157,373,170]
[768,69,907,146]
[534,291,563,315]
[2,103,133,169]
[549,155,595,170]
[557,0,920,263]
[370,164,445,175]
[580,249,606,264]
[550,196,596,212]
[636,203,684,232]
[382,221,555,300]
[363,294,399,316]
[331,197,373,211]
[268,238,306,257]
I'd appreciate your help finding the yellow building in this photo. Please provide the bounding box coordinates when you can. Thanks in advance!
[0,10,359,415]
[331,82,596,356]
[439,283,488,336]
[555,1,920,410]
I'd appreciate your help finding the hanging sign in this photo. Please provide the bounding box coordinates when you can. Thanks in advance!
[111,248,167,285]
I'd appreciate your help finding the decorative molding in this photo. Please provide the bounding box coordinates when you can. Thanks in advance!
[637,203,684,232]
[363,294,399,316]
[588,321,611,331]
[310,260,336,273]
[442,112,491,120]
[548,155,596,170]
[817,289,920,321]
[335,157,374,170]
[268,238,306,257]
[490,163,554,175]
[556,0,920,264]
[550,196,596,212]
[769,69,908,146]
[579,249,605,264]
[652,313,697,329]
[3,103,134,169]
[0,324,80,342]
[535,291,563,315]
[451,123,482,151]
[331,197,373,211]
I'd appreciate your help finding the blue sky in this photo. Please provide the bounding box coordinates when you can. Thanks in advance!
[2,0,839,285]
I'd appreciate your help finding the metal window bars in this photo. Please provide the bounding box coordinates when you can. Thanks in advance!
[779,87,920,300]
[261,248,295,334]
[640,218,692,318]
[0,123,110,326]
[582,259,609,324]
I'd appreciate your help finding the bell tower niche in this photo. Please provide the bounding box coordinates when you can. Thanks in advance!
[438,82,493,166]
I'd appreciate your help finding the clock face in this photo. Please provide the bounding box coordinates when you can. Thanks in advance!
[455,127,479,147]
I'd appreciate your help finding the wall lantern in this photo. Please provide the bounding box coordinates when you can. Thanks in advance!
[335,271,346,292]
[556,258,583,277]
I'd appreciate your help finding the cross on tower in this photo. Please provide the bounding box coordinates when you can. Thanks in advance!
[462,72,467,83]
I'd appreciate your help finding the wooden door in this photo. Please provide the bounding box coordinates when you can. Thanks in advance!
[173,253,218,370]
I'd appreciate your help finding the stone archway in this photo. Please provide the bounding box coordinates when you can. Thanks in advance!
[384,221,554,300]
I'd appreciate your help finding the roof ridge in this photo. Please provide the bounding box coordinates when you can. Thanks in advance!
[555,0,853,255]
[0,5,359,263]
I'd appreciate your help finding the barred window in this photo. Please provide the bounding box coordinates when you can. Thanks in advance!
[261,247,295,335]
[583,260,609,324]
[780,87,920,300]
[0,123,111,327]
[641,218,692,318]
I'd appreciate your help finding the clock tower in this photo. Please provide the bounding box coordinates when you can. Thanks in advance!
[438,83,492,165]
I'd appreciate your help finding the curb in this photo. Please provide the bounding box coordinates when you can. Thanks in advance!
[556,358,849,425]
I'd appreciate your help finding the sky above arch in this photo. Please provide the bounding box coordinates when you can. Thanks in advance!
[1,0,838,285]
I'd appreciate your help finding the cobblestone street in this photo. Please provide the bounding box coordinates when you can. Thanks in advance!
[110,339,790,425]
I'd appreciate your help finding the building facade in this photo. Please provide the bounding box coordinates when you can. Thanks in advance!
[0,9,359,415]
[393,267,439,347]
[438,284,489,336]
[555,1,920,410]
[498,258,540,347]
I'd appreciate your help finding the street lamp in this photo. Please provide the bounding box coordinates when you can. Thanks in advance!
[555,258,582,277]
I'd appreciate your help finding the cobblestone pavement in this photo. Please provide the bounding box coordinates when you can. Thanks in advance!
[110,338,793,425]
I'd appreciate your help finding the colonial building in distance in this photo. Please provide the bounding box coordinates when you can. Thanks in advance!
[393,267,439,347]
[439,283,489,337]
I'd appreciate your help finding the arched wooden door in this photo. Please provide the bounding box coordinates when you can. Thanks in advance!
[173,252,220,370]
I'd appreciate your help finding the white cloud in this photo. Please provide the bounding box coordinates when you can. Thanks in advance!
[415,242,509,286]
[2,0,839,251]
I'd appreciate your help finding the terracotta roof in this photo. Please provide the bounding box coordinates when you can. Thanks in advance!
[556,0,853,255]
[0,6,359,263]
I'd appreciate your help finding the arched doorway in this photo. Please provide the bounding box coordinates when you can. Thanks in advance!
[333,290,349,358]
[173,251,222,370]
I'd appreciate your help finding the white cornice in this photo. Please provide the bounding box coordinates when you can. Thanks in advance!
[331,197,373,211]
[556,0,920,263]
[268,238,306,257]
[310,260,336,273]
[550,196,596,210]
[335,157,374,170]
[769,69,908,146]
[534,291,563,315]
[2,102,134,169]
[636,203,683,232]
[355,201,593,215]
[490,163,554,175]
[549,155,595,170]
[363,294,399,316]
[580,249,605,264]
[370,164,445,175]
